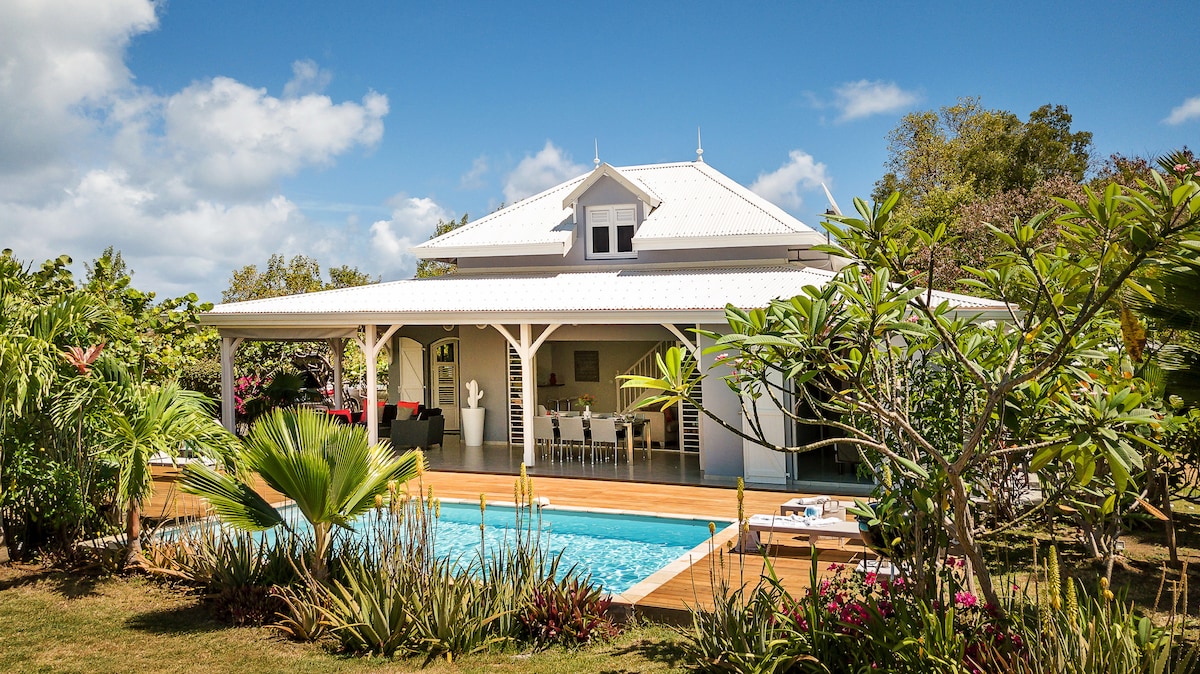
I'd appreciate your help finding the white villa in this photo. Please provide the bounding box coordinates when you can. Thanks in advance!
[203,157,1006,488]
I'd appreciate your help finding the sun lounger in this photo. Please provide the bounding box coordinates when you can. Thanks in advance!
[738,513,864,554]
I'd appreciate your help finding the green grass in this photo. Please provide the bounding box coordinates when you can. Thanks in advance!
[0,567,689,674]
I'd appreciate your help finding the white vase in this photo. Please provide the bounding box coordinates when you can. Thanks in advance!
[583,405,591,420]
[461,407,485,446]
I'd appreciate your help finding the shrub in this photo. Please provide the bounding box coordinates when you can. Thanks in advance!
[147,523,302,625]
[521,575,618,647]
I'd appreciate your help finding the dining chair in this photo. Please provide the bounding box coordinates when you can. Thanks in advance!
[557,415,587,462]
[532,415,557,461]
[588,417,624,464]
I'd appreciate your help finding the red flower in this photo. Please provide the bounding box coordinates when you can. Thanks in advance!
[63,343,104,375]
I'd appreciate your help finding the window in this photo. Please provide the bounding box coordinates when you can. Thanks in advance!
[585,204,637,258]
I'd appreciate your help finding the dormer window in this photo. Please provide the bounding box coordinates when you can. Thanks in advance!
[586,204,637,259]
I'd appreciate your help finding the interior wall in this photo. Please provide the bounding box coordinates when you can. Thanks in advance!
[542,340,657,412]
[458,326,508,443]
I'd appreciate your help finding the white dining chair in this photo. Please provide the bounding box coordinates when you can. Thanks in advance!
[588,417,624,464]
[532,415,557,461]
[557,415,587,462]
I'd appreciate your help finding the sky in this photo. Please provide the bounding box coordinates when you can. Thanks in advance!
[1,1,1197,304]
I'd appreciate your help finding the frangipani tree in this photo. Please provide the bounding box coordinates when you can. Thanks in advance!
[627,159,1200,608]
[181,408,423,580]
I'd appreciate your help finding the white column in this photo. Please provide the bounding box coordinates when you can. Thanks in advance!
[491,323,560,467]
[329,338,344,409]
[219,336,242,433]
[520,324,537,466]
[363,326,379,445]
[354,325,402,447]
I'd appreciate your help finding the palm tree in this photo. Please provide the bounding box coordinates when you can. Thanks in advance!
[180,408,423,580]
[101,380,235,568]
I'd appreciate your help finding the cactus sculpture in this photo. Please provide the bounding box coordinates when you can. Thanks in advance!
[465,380,484,408]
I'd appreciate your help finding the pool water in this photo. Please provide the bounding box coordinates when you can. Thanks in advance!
[320,502,723,594]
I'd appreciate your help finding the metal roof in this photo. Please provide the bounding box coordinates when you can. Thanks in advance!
[410,161,826,259]
[203,266,1010,331]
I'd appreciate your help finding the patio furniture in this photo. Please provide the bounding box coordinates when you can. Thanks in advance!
[780,496,847,520]
[738,513,863,554]
[588,417,625,463]
[639,410,678,449]
[532,415,558,460]
[557,415,587,462]
[390,408,444,452]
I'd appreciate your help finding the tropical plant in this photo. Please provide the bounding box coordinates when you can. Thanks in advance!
[626,154,1200,608]
[99,379,235,568]
[521,575,617,647]
[179,408,422,580]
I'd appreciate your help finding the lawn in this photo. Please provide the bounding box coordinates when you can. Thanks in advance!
[0,565,689,674]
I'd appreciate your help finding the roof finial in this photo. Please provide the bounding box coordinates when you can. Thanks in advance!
[594,139,600,168]
[696,127,704,163]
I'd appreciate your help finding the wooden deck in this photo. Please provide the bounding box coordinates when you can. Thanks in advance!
[146,465,873,615]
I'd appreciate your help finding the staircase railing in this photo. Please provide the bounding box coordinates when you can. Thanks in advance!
[617,341,672,413]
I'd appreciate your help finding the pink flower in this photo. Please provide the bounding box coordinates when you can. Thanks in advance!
[864,572,878,586]
[1174,163,1190,172]
[955,591,978,608]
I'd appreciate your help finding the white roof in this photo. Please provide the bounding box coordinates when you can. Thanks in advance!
[204,266,1010,332]
[411,161,827,259]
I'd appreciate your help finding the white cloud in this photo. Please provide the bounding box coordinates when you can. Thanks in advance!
[369,195,452,274]
[283,59,333,98]
[503,141,586,203]
[1164,95,1200,125]
[0,169,308,298]
[833,80,919,122]
[164,77,387,198]
[460,155,490,189]
[749,150,830,211]
[0,1,394,301]
[0,0,158,196]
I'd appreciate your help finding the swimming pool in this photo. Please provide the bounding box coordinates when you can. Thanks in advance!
[315,501,725,595]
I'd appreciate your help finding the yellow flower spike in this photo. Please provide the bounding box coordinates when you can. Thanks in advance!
[374,494,384,509]
[435,499,441,519]
[480,493,487,513]
[709,522,717,536]
[736,477,745,524]
[388,480,397,496]
[1047,546,1061,608]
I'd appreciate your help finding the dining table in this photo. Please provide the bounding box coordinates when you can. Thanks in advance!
[552,413,648,463]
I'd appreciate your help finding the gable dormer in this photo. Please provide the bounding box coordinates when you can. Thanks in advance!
[562,163,661,260]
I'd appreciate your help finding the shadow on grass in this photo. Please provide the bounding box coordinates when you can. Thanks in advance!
[125,603,226,635]
[0,567,106,599]
[600,635,688,672]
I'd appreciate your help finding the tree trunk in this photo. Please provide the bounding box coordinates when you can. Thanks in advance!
[124,500,145,570]
[1163,471,1179,565]
[949,473,999,608]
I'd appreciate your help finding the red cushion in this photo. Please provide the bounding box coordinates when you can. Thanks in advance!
[396,401,420,415]
[327,409,354,424]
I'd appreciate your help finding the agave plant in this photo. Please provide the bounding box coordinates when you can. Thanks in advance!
[180,408,423,580]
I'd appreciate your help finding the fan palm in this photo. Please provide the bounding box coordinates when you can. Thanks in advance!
[101,379,235,568]
[180,408,423,580]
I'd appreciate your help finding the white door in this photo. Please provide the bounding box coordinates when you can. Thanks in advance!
[431,338,460,431]
[398,338,425,404]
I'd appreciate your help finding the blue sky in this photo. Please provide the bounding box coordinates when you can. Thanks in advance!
[1,1,1196,302]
